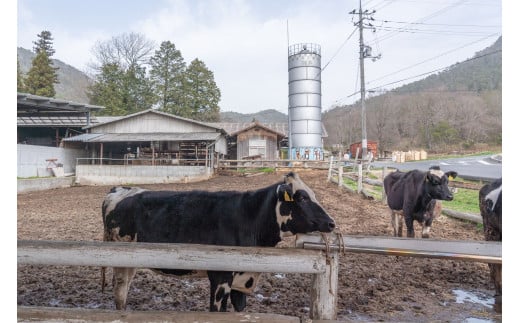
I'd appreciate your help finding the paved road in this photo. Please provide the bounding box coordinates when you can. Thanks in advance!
[372,154,502,181]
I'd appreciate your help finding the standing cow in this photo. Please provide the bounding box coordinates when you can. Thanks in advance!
[101,172,335,312]
[479,178,502,313]
[384,166,457,238]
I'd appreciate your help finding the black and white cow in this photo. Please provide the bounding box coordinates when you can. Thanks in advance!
[101,172,335,312]
[479,177,502,313]
[383,166,457,238]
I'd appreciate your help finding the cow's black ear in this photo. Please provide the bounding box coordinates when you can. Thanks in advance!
[445,171,457,180]
[277,184,294,202]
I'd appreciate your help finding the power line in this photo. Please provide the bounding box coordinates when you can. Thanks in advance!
[367,0,467,45]
[331,48,500,106]
[375,19,501,28]
[367,33,500,85]
[367,49,502,92]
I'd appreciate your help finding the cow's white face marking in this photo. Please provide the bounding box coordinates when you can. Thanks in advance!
[485,185,502,212]
[428,169,445,178]
[103,186,146,217]
[275,202,294,238]
[231,272,260,294]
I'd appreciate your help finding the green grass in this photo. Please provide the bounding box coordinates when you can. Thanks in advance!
[443,188,480,214]
[339,171,481,215]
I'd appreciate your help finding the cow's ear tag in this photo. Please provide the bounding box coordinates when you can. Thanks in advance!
[448,175,454,181]
[284,191,293,202]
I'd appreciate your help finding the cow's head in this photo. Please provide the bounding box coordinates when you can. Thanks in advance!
[425,166,458,201]
[275,172,335,236]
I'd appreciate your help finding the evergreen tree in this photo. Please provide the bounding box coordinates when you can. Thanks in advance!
[25,31,59,97]
[123,63,155,114]
[88,62,154,115]
[24,51,59,97]
[181,58,221,122]
[87,63,126,115]
[17,57,25,92]
[33,30,56,57]
[149,41,186,114]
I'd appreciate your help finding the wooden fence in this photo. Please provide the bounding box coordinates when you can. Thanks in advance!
[17,233,501,321]
[217,159,330,170]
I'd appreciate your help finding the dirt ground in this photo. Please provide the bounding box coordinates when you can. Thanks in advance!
[17,170,501,322]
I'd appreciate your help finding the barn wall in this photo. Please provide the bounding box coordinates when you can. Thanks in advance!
[17,144,87,178]
[75,165,213,185]
[90,113,216,133]
[236,128,279,160]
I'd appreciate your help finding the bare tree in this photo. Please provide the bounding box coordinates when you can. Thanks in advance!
[89,32,156,72]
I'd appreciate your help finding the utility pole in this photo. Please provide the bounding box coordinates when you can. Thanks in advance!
[350,1,380,162]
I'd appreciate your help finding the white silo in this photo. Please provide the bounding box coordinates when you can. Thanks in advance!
[288,43,323,160]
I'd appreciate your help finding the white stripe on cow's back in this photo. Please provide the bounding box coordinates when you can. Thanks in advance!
[103,186,147,217]
[485,184,502,212]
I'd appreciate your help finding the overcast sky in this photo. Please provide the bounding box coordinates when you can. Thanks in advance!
[17,0,502,115]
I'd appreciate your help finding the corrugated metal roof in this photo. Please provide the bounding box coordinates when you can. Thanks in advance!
[62,133,105,142]
[63,132,221,142]
[17,115,97,127]
[210,122,289,136]
[17,92,105,112]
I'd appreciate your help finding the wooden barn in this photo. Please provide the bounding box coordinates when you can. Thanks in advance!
[211,121,287,160]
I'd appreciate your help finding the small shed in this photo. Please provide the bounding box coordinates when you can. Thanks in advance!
[211,121,287,160]
[349,141,378,159]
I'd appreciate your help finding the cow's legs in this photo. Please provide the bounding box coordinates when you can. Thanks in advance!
[490,263,502,313]
[421,223,431,238]
[391,211,398,236]
[208,271,233,312]
[405,216,415,238]
[391,211,404,237]
[113,267,137,310]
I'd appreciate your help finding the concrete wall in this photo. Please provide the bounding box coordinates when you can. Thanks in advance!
[17,144,87,178]
[17,177,76,194]
[75,165,213,185]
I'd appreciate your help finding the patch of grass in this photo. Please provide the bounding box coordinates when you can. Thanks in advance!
[237,167,275,174]
[442,188,480,214]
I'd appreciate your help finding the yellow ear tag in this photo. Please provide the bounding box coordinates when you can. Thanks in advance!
[284,191,293,202]
[448,176,453,181]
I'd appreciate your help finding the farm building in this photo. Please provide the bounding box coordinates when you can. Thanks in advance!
[17,92,105,147]
[62,109,227,185]
[349,140,378,159]
[65,109,227,163]
[211,121,287,160]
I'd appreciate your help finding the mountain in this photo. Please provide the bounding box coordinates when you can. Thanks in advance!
[220,109,287,123]
[17,47,92,103]
[322,36,502,153]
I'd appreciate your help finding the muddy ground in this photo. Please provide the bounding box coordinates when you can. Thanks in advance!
[17,170,501,322]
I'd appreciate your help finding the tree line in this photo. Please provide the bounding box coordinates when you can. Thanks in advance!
[17,31,221,122]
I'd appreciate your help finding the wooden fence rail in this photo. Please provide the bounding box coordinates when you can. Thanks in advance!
[17,234,501,321]
[17,239,337,320]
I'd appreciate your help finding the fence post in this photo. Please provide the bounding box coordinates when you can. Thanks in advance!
[338,164,343,187]
[327,157,333,181]
[357,162,363,193]
[310,250,339,320]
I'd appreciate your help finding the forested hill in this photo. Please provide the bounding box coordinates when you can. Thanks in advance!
[17,47,92,103]
[395,36,501,93]
[322,36,502,153]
